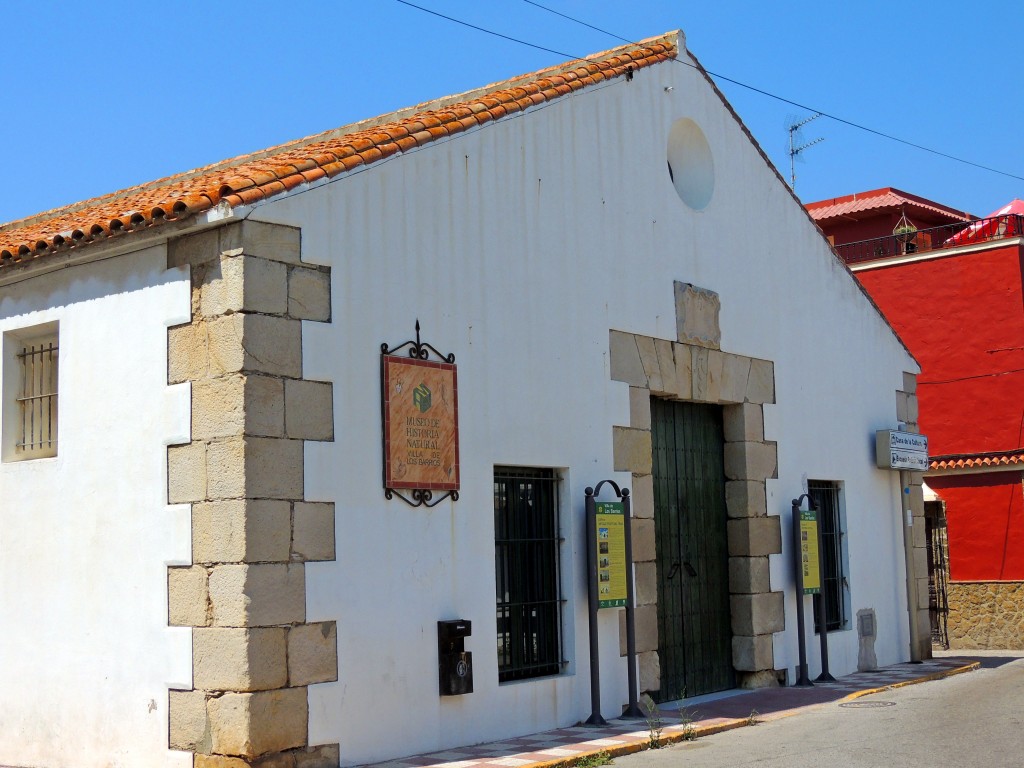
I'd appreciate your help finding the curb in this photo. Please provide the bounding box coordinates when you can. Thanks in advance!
[541,662,981,768]
[840,661,980,702]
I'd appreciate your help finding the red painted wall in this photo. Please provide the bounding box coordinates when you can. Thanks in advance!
[854,244,1024,456]
[928,473,1024,580]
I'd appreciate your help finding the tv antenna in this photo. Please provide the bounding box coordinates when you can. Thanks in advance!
[788,113,825,191]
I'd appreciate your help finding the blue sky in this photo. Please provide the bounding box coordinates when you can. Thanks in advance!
[2,1,1020,225]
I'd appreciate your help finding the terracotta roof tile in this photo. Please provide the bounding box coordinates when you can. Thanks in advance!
[0,35,676,270]
[930,450,1024,471]
[806,187,974,222]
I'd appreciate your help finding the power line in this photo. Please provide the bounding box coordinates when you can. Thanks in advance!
[395,0,1024,185]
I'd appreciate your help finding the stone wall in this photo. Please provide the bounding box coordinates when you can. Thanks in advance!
[947,581,1024,649]
[897,372,933,661]
[165,221,340,767]
[610,281,783,693]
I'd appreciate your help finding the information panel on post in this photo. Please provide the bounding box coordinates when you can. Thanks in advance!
[799,509,821,595]
[594,501,627,608]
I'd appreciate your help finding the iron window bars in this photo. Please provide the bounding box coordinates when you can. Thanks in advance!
[16,337,58,457]
[808,480,846,632]
[494,467,564,682]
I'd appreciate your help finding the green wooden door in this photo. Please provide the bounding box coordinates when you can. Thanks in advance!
[651,399,734,700]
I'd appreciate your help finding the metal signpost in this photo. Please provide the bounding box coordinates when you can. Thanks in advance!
[791,494,817,687]
[585,481,642,724]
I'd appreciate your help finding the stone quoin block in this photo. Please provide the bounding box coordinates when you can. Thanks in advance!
[192,375,248,441]
[630,474,655,519]
[634,561,658,606]
[285,379,334,441]
[208,563,306,627]
[633,604,660,654]
[638,650,660,693]
[628,386,652,431]
[719,353,752,404]
[613,427,652,474]
[168,227,221,269]
[727,516,783,557]
[630,518,657,563]
[288,266,332,321]
[207,687,308,758]
[206,437,305,501]
[745,358,775,404]
[244,375,286,438]
[723,441,778,482]
[728,556,771,595]
[168,441,208,504]
[168,565,210,627]
[168,322,210,384]
[288,622,339,686]
[653,338,679,397]
[609,330,646,387]
[199,255,288,319]
[291,502,336,562]
[671,343,694,400]
[723,403,764,443]
[192,499,290,565]
[633,335,661,394]
[724,480,768,518]
[732,634,774,672]
[207,313,302,379]
[902,371,918,394]
[730,591,785,636]
[169,688,212,753]
[193,627,289,692]
[226,220,302,265]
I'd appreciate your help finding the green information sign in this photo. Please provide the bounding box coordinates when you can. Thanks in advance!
[595,501,628,608]
[800,509,821,595]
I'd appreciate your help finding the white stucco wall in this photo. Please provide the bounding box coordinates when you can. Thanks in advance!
[248,41,918,766]
[0,246,192,768]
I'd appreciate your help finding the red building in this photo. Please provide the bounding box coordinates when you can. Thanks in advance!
[807,188,1024,649]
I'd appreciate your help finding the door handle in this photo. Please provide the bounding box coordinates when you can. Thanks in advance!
[683,561,697,578]
[667,561,681,580]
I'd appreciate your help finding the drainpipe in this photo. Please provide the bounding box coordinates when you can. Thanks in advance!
[900,469,923,662]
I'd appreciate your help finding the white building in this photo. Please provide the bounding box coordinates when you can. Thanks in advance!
[0,31,929,768]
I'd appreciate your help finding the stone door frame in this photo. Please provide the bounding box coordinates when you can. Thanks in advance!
[610,281,785,691]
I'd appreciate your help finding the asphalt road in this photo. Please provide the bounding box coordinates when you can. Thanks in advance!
[616,652,1024,768]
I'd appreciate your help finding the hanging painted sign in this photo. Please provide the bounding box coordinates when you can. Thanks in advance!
[383,356,459,491]
[875,429,929,471]
[595,501,627,608]
[799,509,821,595]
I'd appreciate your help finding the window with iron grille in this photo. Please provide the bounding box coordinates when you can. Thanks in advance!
[808,480,848,632]
[494,467,563,682]
[3,329,58,461]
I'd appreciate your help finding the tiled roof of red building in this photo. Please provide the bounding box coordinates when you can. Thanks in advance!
[806,187,974,223]
[930,450,1024,471]
[0,35,676,270]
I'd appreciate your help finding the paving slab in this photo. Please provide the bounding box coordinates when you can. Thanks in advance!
[359,657,978,768]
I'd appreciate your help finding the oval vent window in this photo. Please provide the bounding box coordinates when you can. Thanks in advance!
[666,118,714,211]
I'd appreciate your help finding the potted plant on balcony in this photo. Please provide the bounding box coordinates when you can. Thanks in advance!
[893,215,918,253]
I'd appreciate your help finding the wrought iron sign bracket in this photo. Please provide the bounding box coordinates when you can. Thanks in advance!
[381,320,460,509]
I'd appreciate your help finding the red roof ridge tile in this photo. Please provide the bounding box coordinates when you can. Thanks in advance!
[930,449,1024,471]
[0,33,678,270]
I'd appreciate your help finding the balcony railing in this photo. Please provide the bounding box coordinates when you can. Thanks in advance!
[834,213,1024,265]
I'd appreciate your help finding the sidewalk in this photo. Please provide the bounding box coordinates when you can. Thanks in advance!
[365,657,979,768]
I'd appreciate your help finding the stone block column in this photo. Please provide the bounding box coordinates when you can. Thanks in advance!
[165,221,340,767]
[897,372,932,662]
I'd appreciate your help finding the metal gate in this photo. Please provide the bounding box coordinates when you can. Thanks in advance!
[925,501,949,649]
[650,399,734,701]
